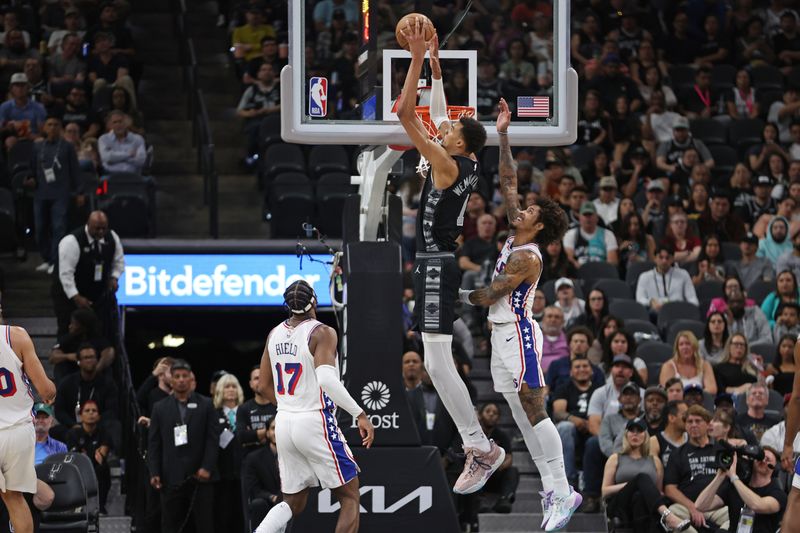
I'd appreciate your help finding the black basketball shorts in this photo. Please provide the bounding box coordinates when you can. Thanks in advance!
[412,252,462,335]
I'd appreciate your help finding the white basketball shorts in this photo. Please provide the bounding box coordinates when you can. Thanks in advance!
[490,318,546,394]
[0,422,36,493]
[275,409,359,495]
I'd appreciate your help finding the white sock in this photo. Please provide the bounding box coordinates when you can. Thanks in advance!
[255,501,292,533]
[422,333,490,453]
[503,392,554,493]
[533,418,571,497]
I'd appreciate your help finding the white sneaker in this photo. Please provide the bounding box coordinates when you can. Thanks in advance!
[35,262,50,272]
[545,488,582,532]
[46,264,54,275]
[540,490,553,529]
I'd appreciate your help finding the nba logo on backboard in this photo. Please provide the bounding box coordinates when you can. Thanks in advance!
[309,77,327,118]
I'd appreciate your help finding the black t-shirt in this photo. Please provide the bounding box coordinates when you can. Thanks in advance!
[663,441,717,501]
[553,381,599,419]
[656,431,687,471]
[236,398,277,457]
[678,85,720,115]
[717,478,787,533]
[713,363,758,393]
[735,412,781,443]
[774,32,800,62]
[66,424,112,467]
[52,333,112,381]
[87,54,130,83]
[486,426,512,453]
[458,237,496,266]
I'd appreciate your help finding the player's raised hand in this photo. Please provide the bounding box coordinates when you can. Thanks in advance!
[429,33,442,79]
[357,412,375,448]
[496,98,511,133]
[401,16,427,59]
[783,444,795,472]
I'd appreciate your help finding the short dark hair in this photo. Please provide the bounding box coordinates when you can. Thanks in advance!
[77,342,97,358]
[696,66,711,77]
[777,302,800,316]
[458,116,487,153]
[571,184,588,195]
[664,399,686,419]
[567,325,594,346]
[171,359,192,372]
[570,354,590,367]
[655,243,674,256]
[664,377,683,390]
[534,197,568,247]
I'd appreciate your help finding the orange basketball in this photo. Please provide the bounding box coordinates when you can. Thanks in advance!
[395,13,436,51]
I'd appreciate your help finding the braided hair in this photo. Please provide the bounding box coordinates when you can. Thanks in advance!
[283,280,317,315]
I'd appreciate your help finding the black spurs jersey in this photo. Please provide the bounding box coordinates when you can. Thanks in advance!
[416,155,480,252]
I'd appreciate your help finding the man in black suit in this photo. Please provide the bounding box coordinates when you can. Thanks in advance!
[147,359,220,533]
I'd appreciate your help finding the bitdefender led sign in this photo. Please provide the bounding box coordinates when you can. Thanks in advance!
[117,254,331,307]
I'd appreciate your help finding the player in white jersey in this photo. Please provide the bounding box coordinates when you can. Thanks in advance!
[459,99,580,532]
[0,324,55,533]
[254,280,374,533]
[782,334,800,532]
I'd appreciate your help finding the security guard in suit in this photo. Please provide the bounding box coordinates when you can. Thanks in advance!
[147,359,220,533]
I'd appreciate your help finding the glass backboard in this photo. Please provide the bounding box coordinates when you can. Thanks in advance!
[282,0,577,146]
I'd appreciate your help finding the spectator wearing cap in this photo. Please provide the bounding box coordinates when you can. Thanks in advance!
[683,383,705,408]
[33,403,66,465]
[664,405,729,533]
[602,416,690,532]
[739,176,778,228]
[87,31,136,105]
[600,381,645,457]
[656,117,714,177]
[47,8,85,55]
[553,278,584,326]
[641,179,669,239]
[731,232,775,288]
[66,400,112,513]
[643,385,667,433]
[659,331,718,395]
[582,354,644,512]
[539,306,569,372]
[0,72,46,149]
[776,226,800,281]
[26,116,81,275]
[237,61,280,163]
[232,6,276,63]
[312,0,358,31]
[635,244,698,312]
[148,359,220,533]
[586,52,643,112]
[552,354,602,487]
[649,399,688,470]
[593,176,620,225]
[563,201,619,268]
[697,190,746,242]
[98,110,146,174]
[758,216,792,266]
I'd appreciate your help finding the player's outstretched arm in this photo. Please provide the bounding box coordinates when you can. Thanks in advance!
[11,326,55,404]
[428,34,451,138]
[496,98,521,225]
[258,340,277,406]
[784,339,800,471]
[396,17,457,184]
[311,326,374,448]
[462,250,540,307]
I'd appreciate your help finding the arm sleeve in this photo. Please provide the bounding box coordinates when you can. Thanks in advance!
[316,365,363,418]
[111,231,125,279]
[58,235,80,299]
[429,77,449,130]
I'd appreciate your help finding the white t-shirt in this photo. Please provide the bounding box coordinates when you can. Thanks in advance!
[768,100,797,144]
[593,198,620,225]
[641,111,681,143]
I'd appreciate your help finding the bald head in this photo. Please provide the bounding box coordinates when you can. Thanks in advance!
[87,211,109,240]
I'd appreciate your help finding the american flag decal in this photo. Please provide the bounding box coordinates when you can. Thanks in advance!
[517,96,550,117]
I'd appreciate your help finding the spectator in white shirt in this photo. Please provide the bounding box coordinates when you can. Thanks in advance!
[554,277,585,327]
[98,110,146,174]
[593,176,620,225]
[636,244,699,312]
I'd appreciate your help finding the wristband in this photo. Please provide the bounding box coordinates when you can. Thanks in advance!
[458,289,474,306]
[730,475,740,483]
[497,131,508,136]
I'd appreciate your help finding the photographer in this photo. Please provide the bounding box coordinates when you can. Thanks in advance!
[694,446,786,533]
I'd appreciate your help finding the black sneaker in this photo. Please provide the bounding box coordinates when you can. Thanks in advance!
[493,496,512,513]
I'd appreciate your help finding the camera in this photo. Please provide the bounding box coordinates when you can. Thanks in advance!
[715,440,764,484]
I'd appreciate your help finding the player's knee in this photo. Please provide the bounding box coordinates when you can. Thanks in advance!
[34,481,54,511]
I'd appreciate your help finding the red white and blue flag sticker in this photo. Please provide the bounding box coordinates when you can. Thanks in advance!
[517,95,550,117]
[309,77,328,118]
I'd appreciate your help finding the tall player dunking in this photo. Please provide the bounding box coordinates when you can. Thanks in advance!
[255,281,374,533]
[397,19,505,494]
[782,337,800,532]
[0,324,55,533]
[460,99,581,531]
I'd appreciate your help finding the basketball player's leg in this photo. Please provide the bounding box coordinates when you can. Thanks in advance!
[783,467,800,533]
[1,491,33,533]
[332,477,360,533]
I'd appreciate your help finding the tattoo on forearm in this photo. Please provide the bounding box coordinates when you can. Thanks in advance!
[498,133,521,223]
[468,251,536,306]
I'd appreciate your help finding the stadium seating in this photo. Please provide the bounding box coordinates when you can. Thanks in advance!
[665,319,706,346]
[657,301,701,333]
[691,119,727,146]
[609,299,649,322]
[637,340,673,364]
[35,462,90,531]
[44,453,100,528]
[592,278,633,301]
[308,145,351,180]
[728,118,765,152]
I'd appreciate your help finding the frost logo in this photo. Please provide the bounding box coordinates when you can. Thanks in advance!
[361,381,390,411]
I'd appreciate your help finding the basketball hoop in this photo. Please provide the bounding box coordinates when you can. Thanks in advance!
[389,87,476,152]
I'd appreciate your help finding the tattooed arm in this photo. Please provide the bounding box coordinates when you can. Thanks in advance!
[497,98,522,226]
[467,250,540,306]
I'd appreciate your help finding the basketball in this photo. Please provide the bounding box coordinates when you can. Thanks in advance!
[395,13,436,51]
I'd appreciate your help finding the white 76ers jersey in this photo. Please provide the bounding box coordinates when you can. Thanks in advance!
[0,326,34,429]
[268,319,337,413]
[487,235,542,324]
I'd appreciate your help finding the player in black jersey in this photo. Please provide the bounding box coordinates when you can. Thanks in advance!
[396,18,501,495]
